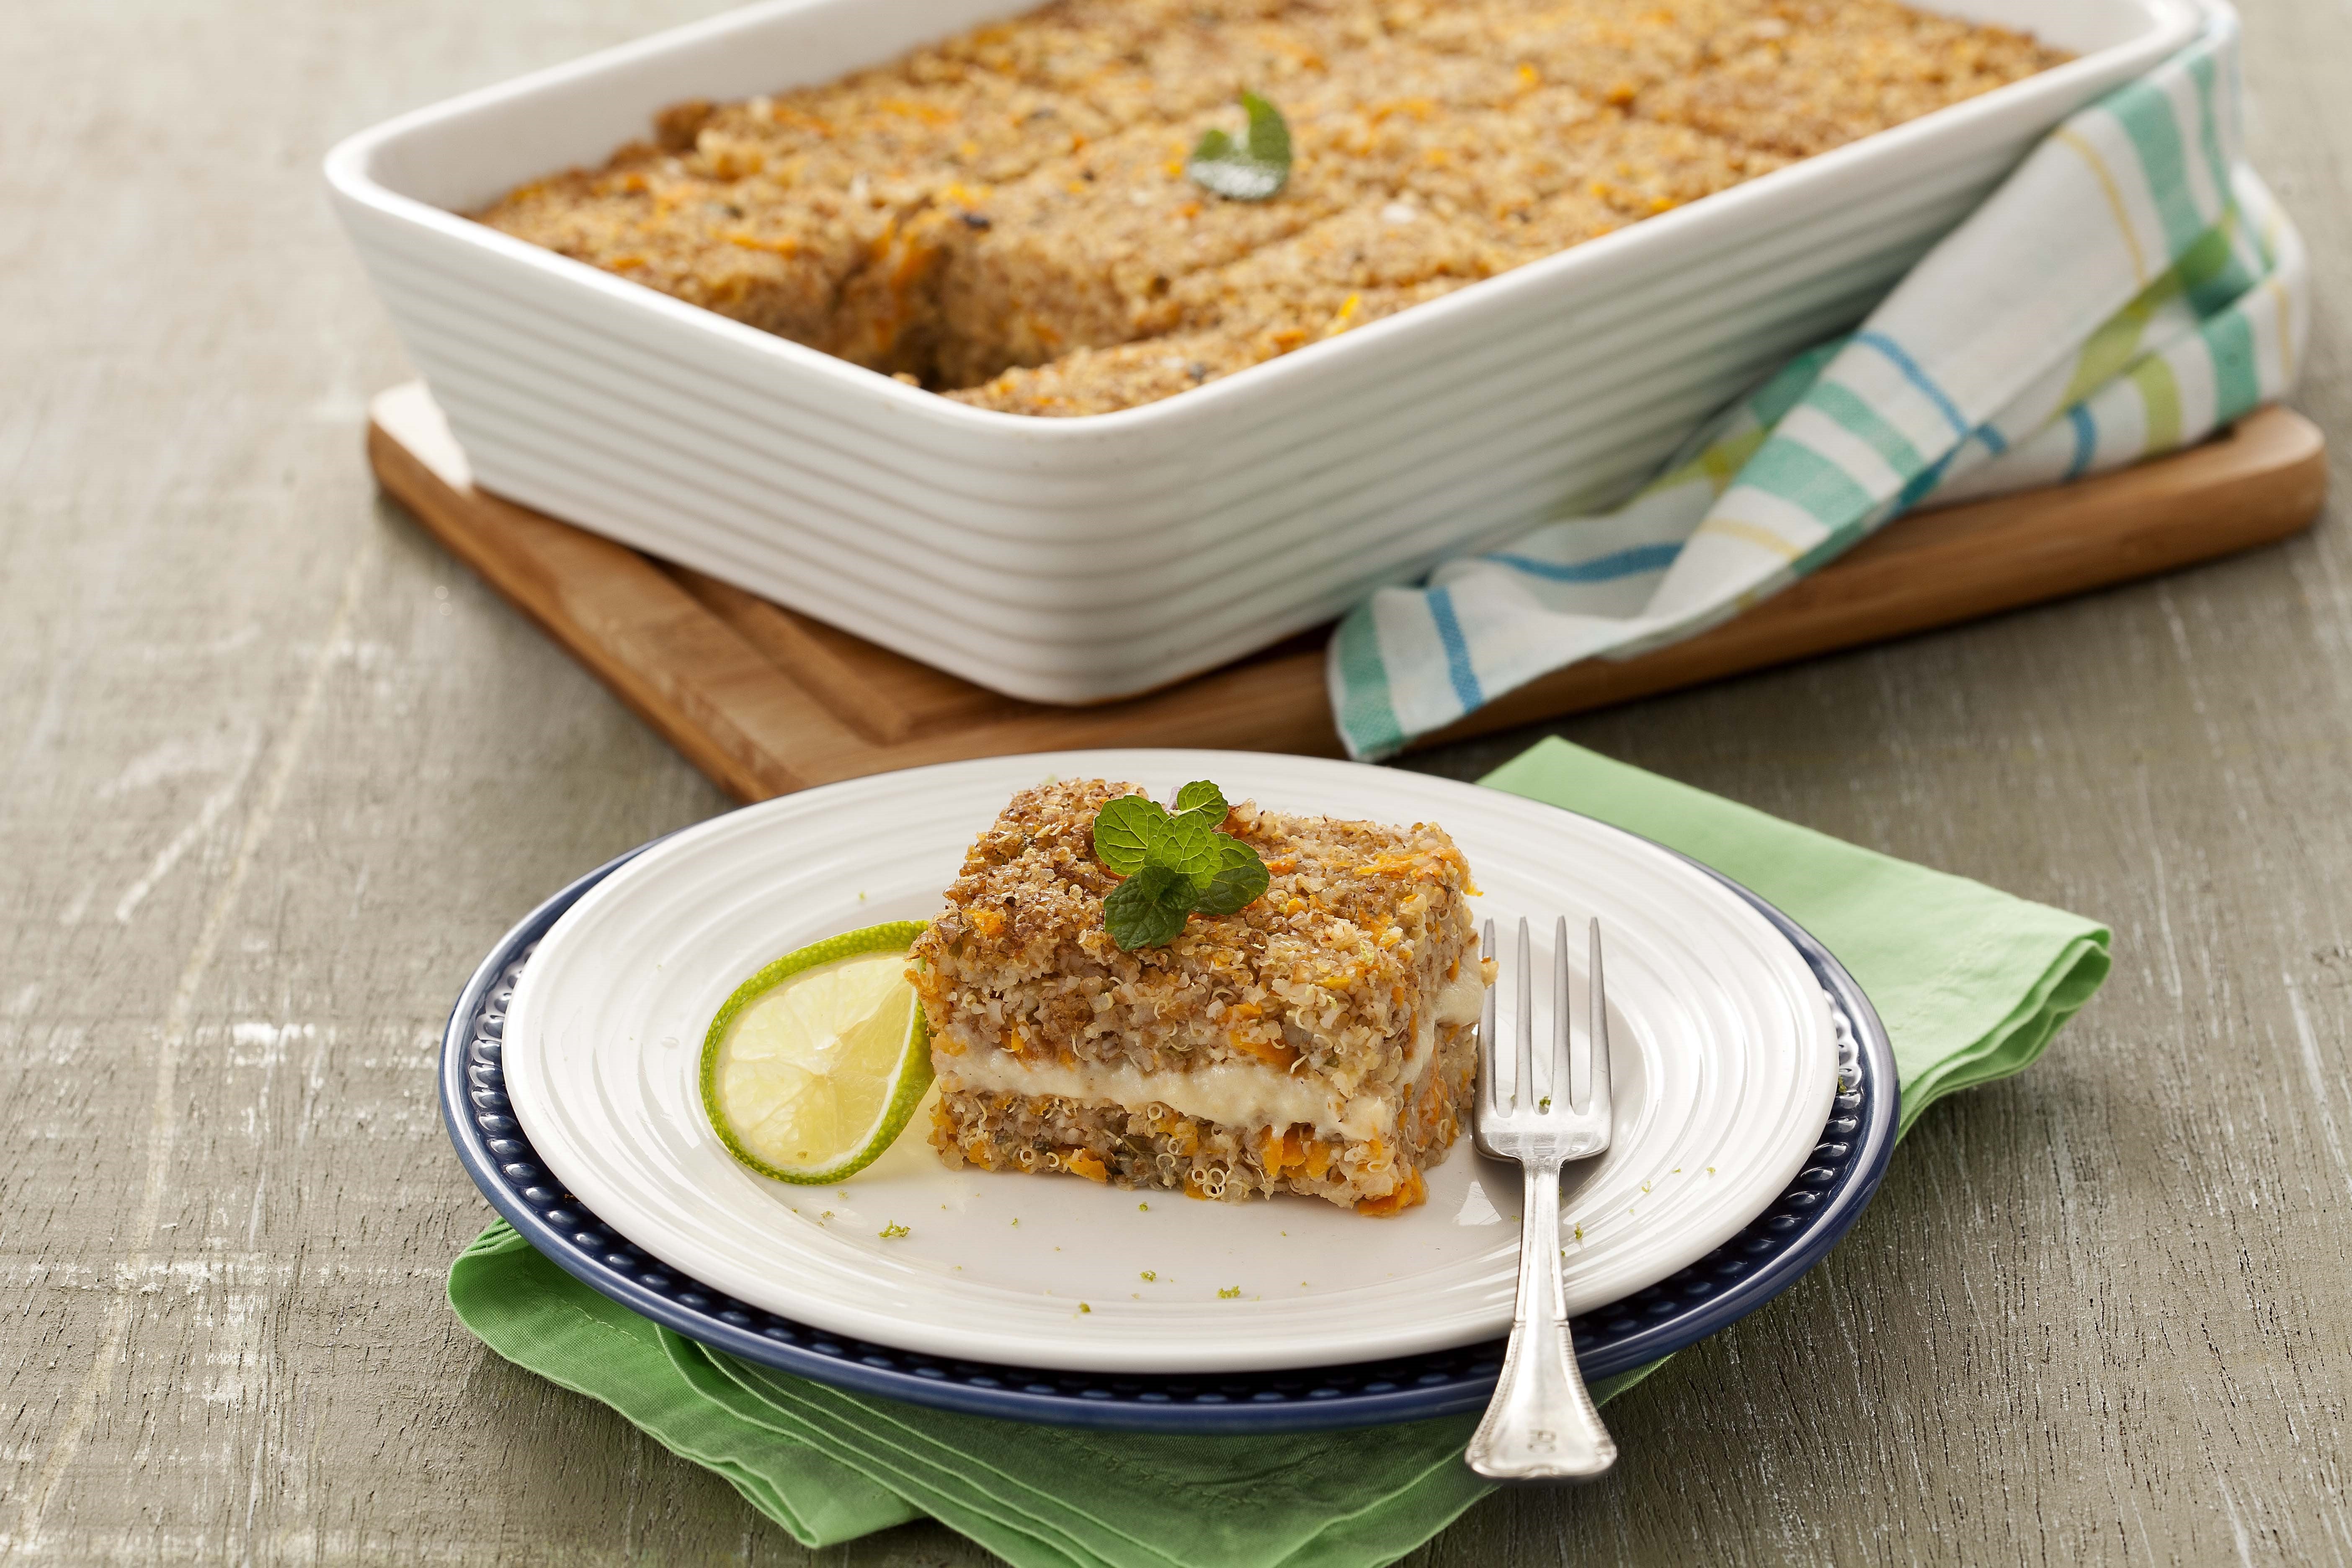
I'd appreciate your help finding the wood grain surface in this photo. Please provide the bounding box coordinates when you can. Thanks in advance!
[3,1,2348,1562]
[365,384,2326,797]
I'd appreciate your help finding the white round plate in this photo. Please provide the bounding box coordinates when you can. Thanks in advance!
[503,750,1839,1375]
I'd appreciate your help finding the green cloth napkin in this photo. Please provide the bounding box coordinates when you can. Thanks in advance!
[448,738,2111,1565]
[1480,740,2112,1135]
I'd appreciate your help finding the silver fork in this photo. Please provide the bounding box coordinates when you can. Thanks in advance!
[1465,916,1618,1482]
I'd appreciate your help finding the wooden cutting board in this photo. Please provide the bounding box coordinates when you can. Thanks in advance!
[366,382,2326,803]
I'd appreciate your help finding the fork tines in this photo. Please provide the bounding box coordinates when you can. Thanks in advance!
[1476,916,1612,1161]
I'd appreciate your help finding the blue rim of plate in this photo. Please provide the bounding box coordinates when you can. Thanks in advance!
[442,823,1898,1434]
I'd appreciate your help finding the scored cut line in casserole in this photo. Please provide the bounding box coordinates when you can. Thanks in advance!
[470,0,2068,416]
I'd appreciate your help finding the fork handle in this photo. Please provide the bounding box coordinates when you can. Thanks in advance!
[1464,1161,1618,1482]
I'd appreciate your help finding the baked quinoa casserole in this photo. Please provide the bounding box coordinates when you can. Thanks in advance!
[907,779,1492,1213]
[476,0,2067,413]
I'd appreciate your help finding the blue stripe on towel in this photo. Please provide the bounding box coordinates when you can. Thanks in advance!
[1857,331,1973,438]
[1427,587,1484,711]
[1895,450,1957,511]
[2064,405,2098,479]
[1486,543,1682,583]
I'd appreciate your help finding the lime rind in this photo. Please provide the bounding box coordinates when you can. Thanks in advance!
[700,920,934,1186]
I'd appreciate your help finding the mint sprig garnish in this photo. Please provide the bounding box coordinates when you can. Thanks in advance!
[1186,92,1291,202]
[1093,781,1271,949]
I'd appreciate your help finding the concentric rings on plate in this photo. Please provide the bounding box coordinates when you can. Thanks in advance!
[493,753,1844,1375]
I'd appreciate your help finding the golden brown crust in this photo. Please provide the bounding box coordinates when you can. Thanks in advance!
[947,201,1506,413]
[473,149,885,348]
[1640,0,2070,157]
[907,779,1480,1084]
[471,0,2068,410]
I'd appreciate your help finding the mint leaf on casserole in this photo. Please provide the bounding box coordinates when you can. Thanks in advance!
[1174,780,1228,818]
[1186,92,1291,202]
[1092,794,1164,876]
[1104,863,1196,950]
[1155,807,1224,885]
[1194,836,1271,916]
[1091,781,1271,949]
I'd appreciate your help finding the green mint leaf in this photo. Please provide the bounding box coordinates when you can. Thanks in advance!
[1094,794,1169,875]
[1096,777,1255,946]
[1174,780,1228,819]
[1194,834,1270,916]
[1186,92,1291,202]
[1150,805,1224,888]
[1104,863,1195,950]
[1243,90,1291,166]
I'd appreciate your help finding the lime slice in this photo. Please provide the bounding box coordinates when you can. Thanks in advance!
[701,921,933,1185]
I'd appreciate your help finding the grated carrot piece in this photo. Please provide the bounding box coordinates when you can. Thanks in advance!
[1230,1033,1299,1071]
[1355,1168,1427,1217]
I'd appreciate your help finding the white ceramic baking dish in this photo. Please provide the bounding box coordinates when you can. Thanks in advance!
[327,0,2200,704]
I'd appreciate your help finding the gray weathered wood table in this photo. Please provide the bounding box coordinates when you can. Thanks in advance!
[5,1,2347,1560]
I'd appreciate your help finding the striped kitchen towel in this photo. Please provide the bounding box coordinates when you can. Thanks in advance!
[1329,1,2309,761]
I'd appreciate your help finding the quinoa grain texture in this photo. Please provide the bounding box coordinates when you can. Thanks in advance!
[907,779,1490,1212]
[474,0,2066,412]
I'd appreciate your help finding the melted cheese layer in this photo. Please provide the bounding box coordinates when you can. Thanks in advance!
[940,1052,1353,1137]
[1433,973,1487,1028]
[938,977,1487,1142]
